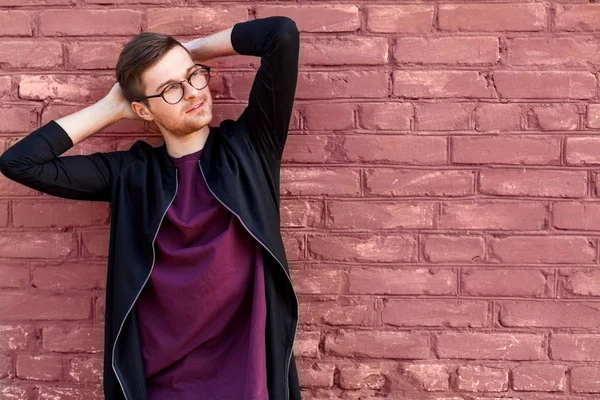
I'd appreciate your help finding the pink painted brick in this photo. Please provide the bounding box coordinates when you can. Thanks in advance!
[489,236,596,264]
[509,37,600,67]
[146,7,248,35]
[440,201,547,230]
[555,4,600,31]
[365,169,475,197]
[439,3,545,32]
[0,11,33,36]
[301,37,388,65]
[40,9,141,36]
[422,235,485,263]
[479,169,587,198]
[474,103,523,132]
[452,136,560,165]
[415,103,473,131]
[494,71,596,99]
[527,104,579,131]
[395,37,499,65]
[394,71,494,98]
[256,5,359,32]
[359,103,412,130]
[366,5,434,33]
[297,71,388,99]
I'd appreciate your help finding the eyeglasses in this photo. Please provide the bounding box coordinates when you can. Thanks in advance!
[136,64,211,105]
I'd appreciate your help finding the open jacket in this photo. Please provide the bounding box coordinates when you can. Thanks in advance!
[0,16,301,400]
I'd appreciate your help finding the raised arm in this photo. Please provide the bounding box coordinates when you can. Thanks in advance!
[0,83,139,201]
[185,16,300,160]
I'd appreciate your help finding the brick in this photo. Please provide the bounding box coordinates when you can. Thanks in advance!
[512,364,567,391]
[256,5,359,32]
[19,75,113,102]
[13,201,109,228]
[296,71,388,100]
[560,268,600,297]
[528,104,579,131]
[338,363,394,390]
[366,5,434,33]
[437,332,544,360]
[422,235,485,263]
[307,234,417,262]
[555,4,600,31]
[0,293,91,320]
[500,300,600,328]
[16,354,63,381]
[299,298,370,326]
[68,356,102,382]
[0,173,41,196]
[281,136,331,164]
[401,364,451,391]
[394,71,493,98]
[553,202,600,230]
[66,41,126,70]
[365,169,475,197]
[32,263,106,290]
[302,103,354,131]
[494,71,596,99]
[290,269,344,295]
[0,0,73,4]
[280,199,324,228]
[0,76,12,98]
[348,267,456,295]
[415,103,473,131]
[509,37,600,67]
[0,200,7,227]
[383,299,488,327]
[439,3,545,32]
[571,366,600,393]
[551,334,600,361]
[282,232,304,261]
[474,103,523,132]
[456,365,509,392]
[281,167,360,196]
[0,231,74,259]
[452,136,560,165]
[0,11,33,36]
[293,331,320,358]
[0,265,28,288]
[0,41,62,69]
[479,169,587,198]
[0,354,10,378]
[325,330,428,359]
[440,201,547,230]
[0,386,31,399]
[146,7,248,35]
[0,325,34,351]
[81,229,109,258]
[328,201,436,229]
[343,135,447,165]
[395,37,499,65]
[295,360,335,388]
[489,236,595,264]
[462,268,551,297]
[40,10,141,36]
[587,104,600,128]
[37,386,104,400]
[359,103,412,130]
[301,37,388,65]
[42,325,103,353]
[567,137,600,165]
[0,106,38,133]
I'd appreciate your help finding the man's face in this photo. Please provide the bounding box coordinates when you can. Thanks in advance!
[134,45,213,137]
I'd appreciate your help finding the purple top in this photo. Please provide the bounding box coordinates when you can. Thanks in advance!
[134,147,269,400]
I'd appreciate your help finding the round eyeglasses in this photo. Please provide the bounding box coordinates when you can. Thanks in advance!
[136,64,211,105]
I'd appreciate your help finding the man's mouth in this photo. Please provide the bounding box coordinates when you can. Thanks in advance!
[187,101,204,113]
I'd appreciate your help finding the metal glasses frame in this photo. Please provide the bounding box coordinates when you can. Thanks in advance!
[135,63,211,104]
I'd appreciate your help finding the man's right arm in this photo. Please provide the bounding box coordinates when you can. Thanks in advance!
[0,84,139,202]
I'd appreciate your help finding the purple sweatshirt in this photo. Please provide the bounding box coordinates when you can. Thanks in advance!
[134,147,269,400]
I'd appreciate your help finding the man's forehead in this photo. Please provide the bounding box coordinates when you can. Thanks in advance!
[142,46,194,89]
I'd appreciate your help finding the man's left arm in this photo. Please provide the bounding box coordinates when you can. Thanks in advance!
[184,16,300,160]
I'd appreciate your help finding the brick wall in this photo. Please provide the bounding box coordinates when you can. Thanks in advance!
[1,1,600,399]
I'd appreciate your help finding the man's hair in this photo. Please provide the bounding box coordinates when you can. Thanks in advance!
[116,32,190,107]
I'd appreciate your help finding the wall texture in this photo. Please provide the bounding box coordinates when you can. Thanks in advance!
[1,0,600,399]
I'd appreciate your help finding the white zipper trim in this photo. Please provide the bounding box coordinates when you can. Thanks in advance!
[198,160,299,400]
[112,169,179,400]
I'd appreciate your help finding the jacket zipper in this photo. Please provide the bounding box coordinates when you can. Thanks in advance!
[198,160,299,400]
[112,169,179,400]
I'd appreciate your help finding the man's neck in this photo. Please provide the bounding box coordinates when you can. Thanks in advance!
[163,125,210,159]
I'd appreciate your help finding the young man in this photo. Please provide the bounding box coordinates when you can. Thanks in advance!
[0,16,301,400]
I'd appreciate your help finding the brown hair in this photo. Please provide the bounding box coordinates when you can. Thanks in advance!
[116,32,189,107]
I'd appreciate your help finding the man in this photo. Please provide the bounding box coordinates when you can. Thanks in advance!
[0,16,301,400]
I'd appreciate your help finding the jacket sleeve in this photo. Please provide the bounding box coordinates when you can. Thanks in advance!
[230,16,300,160]
[0,120,133,202]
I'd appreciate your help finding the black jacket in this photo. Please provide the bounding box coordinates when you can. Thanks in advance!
[0,16,301,400]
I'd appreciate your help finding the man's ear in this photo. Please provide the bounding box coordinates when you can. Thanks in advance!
[131,101,154,121]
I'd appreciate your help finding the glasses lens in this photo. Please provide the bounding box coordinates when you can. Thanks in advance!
[163,84,184,104]
[190,69,209,90]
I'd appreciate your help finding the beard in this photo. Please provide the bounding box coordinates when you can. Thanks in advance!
[152,102,213,138]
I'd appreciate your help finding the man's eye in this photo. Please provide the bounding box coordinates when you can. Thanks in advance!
[164,84,179,92]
